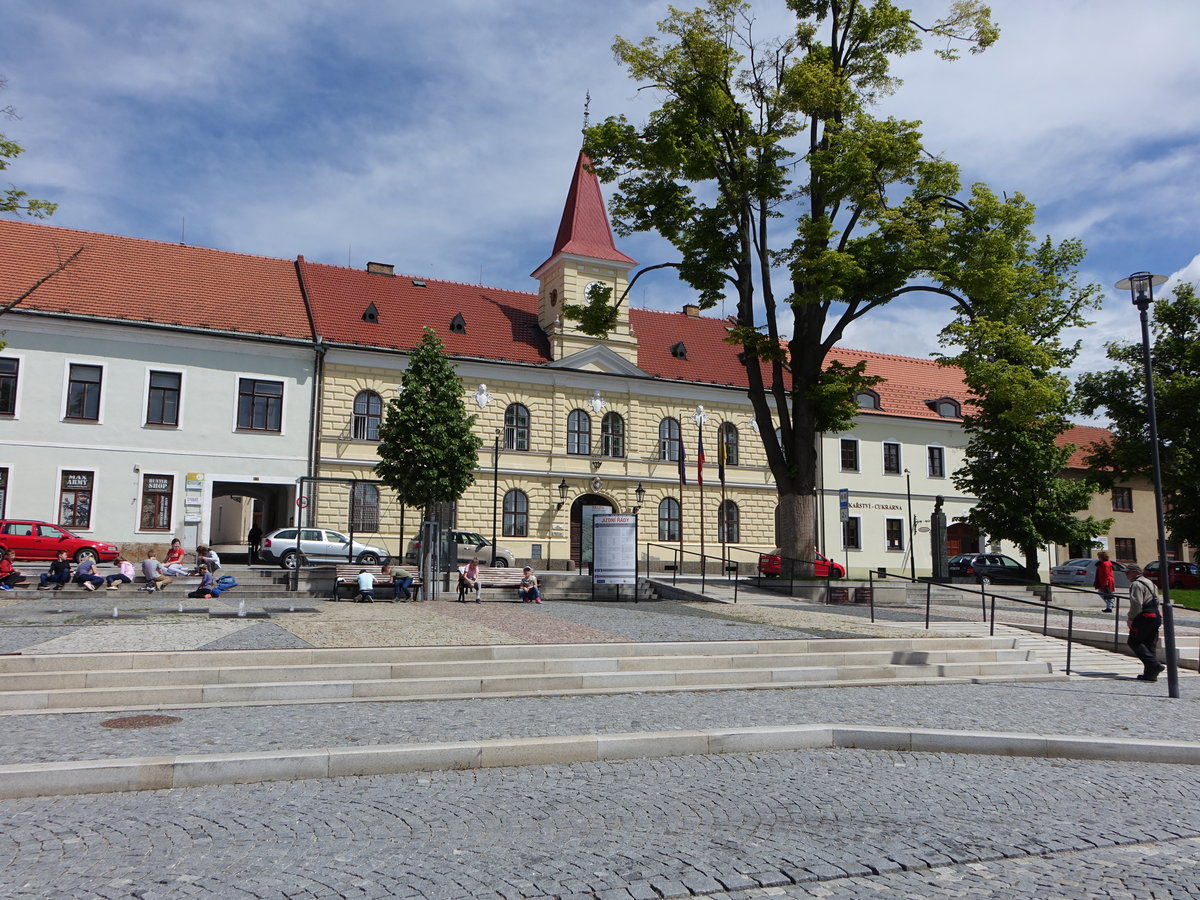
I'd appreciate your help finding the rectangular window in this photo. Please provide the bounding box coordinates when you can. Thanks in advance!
[928,446,945,478]
[0,467,7,518]
[66,364,102,420]
[139,474,173,530]
[1114,537,1136,563]
[843,516,861,550]
[147,371,182,426]
[1112,487,1133,512]
[0,358,18,416]
[883,441,901,474]
[840,439,859,472]
[237,378,283,432]
[886,518,905,550]
[59,470,94,528]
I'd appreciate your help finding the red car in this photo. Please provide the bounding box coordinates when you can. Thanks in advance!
[758,549,845,578]
[0,520,120,563]
[1143,560,1200,590]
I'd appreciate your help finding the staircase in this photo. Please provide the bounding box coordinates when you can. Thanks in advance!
[0,636,1063,714]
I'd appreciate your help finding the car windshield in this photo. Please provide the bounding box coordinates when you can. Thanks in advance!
[327,531,349,544]
[1062,559,1093,567]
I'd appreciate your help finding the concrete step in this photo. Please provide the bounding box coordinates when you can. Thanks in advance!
[0,637,1060,713]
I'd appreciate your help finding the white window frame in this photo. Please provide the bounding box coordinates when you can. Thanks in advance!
[882,440,902,475]
[232,374,287,435]
[840,437,860,473]
[0,353,25,419]
[927,444,946,478]
[142,367,186,429]
[885,517,905,551]
[60,359,108,424]
[136,470,178,533]
[56,465,97,532]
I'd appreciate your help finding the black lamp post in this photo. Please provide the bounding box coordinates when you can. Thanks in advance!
[490,428,500,567]
[1116,271,1178,698]
[633,482,646,513]
[556,478,569,511]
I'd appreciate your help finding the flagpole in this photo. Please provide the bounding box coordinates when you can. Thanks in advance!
[719,437,727,570]
[692,407,708,571]
[676,433,686,573]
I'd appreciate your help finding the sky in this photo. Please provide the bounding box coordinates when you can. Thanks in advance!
[3,0,1200,415]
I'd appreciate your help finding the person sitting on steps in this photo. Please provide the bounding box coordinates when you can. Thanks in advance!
[37,550,71,590]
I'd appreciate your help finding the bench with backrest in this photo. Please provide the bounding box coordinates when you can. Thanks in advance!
[332,565,421,602]
[458,567,534,602]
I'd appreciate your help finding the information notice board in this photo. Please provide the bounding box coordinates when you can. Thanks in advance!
[592,515,637,585]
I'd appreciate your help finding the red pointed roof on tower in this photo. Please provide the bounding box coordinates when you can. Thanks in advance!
[533,151,637,274]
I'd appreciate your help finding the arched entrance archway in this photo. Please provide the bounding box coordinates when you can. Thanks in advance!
[569,493,616,568]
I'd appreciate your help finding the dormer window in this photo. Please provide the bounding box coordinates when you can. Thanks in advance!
[450,313,466,334]
[927,397,961,418]
[669,341,687,360]
[362,302,379,324]
[856,389,880,410]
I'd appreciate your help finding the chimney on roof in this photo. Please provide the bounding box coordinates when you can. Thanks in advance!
[683,303,700,317]
[366,262,395,276]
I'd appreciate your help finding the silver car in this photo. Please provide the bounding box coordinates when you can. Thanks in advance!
[1049,558,1131,589]
[405,530,516,567]
[260,527,390,569]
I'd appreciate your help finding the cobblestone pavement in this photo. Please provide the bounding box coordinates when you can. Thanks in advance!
[3,748,1199,899]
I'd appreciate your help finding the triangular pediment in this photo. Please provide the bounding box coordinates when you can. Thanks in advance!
[547,344,647,377]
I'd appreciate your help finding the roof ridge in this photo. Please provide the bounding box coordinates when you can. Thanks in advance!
[298,258,536,298]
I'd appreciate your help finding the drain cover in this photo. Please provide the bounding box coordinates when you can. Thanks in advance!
[99,714,182,729]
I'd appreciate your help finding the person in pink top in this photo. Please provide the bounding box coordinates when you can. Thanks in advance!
[1094,550,1116,613]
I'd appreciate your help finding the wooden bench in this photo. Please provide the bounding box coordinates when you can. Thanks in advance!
[458,567,536,602]
[332,565,422,602]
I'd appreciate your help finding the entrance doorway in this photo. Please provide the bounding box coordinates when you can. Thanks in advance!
[569,493,614,567]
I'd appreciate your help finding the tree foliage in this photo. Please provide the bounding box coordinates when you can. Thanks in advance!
[1076,282,1200,550]
[578,0,1063,569]
[1,77,56,219]
[374,328,483,518]
[937,235,1110,571]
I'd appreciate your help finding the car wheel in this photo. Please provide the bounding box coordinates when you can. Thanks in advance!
[978,575,992,586]
[74,548,99,564]
[829,569,844,580]
[491,558,508,568]
[357,553,380,566]
[280,550,299,570]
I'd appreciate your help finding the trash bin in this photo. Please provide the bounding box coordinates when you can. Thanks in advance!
[854,587,873,604]
[828,586,850,604]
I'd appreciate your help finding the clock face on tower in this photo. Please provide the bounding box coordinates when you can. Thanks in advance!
[549,289,558,307]
[584,280,605,301]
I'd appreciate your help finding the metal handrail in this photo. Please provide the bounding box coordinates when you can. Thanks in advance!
[641,542,745,602]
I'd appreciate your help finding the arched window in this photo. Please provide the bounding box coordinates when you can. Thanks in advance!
[567,409,591,455]
[658,417,681,461]
[348,482,379,532]
[718,422,739,467]
[658,497,681,542]
[504,403,530,451]
[503,489,528,537]
[718,500,740,543]
[601,412,625,457]
[352,390,382,441]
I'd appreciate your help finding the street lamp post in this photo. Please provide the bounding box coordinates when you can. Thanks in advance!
[904,468,916,581]
[490,428,500,567]
[1117,271,1178,699]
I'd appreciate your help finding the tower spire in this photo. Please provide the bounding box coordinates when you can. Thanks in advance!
[583,90,591,131]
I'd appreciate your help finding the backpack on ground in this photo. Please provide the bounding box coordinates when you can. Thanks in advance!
[215,574,238,591]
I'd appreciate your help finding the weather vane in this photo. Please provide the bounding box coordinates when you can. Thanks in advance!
[583,90,591,131]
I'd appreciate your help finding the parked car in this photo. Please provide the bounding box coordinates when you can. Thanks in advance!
[757,549,845,579]
[1143,560,1200,590]
[405,530,516,567]
[1050,558,1133,590]
[259,527,390,569]
[947,553,1039,585]
[0,519,119,563]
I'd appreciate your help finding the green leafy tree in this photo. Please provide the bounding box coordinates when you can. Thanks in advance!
[1076,282,1200,551]
[937,235,1110,573]
[1,77,56,218]
[580,0,1030,572]
[375,328,483,585]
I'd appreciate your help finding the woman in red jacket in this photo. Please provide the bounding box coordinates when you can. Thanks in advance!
[1094,550,1116,613]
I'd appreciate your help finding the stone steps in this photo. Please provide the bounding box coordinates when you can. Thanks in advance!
[0,636,1063,713]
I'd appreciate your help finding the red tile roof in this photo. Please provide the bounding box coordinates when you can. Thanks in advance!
[0,219,311,341]
[533,152,637,273]
[299,260,550,364]
[1056,424,1113,469]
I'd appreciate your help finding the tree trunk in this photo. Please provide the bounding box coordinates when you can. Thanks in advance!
[776,490,819,579]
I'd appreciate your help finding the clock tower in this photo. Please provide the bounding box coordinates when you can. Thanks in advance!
[531,151,639,363]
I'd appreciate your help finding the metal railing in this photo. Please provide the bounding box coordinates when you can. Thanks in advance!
[863,571,1083,675]
[641,542,752,602]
